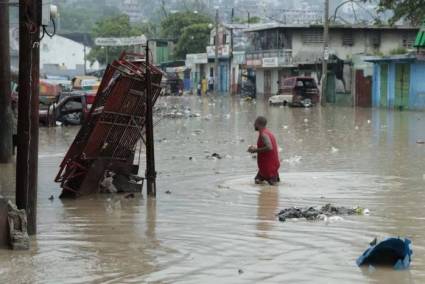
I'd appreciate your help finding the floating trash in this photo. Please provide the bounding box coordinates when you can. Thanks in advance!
[357,238,412,270]
[331,146,339,153]
[277,204,367,222]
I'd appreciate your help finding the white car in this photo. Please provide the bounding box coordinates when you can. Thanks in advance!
[268,94,293,106]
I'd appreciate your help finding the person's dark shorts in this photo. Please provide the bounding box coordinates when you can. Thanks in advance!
[255,172,280,185]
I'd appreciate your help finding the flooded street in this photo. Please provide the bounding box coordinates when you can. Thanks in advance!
[1,95,425,283]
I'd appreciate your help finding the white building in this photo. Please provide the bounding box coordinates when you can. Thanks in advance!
[10,27,99,77]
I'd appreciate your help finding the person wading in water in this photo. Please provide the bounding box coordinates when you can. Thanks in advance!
[248,116,280,185]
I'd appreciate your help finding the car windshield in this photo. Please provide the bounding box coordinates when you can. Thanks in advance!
[82,79,98,86]
[297,79,316,88]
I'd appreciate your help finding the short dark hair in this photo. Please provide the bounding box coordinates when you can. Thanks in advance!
[255,116,267,127]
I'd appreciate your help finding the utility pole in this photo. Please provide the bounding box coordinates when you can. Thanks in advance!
[145,42,156,197]
[214,8,219,94]
[321,0,329,106]
[16,0,41,235]
[83,34,87,75]
[0,2,13,163]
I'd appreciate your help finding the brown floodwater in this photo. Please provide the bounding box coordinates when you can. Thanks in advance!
[1,95,425,283]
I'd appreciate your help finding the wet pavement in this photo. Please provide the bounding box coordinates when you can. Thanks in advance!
[1,95,425,283]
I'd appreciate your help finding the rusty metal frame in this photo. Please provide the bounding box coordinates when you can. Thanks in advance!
[55,52,163,197]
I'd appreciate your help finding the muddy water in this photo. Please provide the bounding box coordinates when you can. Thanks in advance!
[1,96,425,283]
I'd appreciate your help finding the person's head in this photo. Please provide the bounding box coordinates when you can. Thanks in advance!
[254,116,267,131]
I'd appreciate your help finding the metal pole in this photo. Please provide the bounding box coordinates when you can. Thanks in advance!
[145,42,156,197]
[83,35,87,75]
[321,0,329,106]
[17,0,41,235]
[0,2,13,163]
[214,8,219,94]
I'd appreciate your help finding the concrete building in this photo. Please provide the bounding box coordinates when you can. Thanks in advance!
[244,24,419,97]
[366,54,425,110]
[10,27,100,77]
[365,22,425,110]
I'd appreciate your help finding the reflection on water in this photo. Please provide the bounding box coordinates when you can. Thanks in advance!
[1,96,425,283]
[256,187,279,238]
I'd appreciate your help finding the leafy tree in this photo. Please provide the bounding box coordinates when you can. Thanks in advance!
[133,22,159,38]
[160,11,212,40]
[370,0,425,25]
[233,16,262,24]
[56,1,120,33]
[174,23,211,59]
[87,15,142,65]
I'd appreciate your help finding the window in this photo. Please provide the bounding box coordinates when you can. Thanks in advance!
[370,32,381,49]
[342,31,354,46]
[402,34,415,49]
[302,30,323,44]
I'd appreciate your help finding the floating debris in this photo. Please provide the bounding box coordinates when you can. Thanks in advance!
[48,195,54,201]
[207,153,223,160]
[331,146,339,153]
[165,190,172,194]
[277,204,367,222]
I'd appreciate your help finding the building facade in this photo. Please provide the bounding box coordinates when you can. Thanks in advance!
[244,24,419,96]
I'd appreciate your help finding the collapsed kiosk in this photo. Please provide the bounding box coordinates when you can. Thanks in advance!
[55,52,162,198]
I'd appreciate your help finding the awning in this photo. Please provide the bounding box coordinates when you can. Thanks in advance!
[414,20,425,48]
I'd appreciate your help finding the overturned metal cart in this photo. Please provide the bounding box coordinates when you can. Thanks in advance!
[55,52,162,198]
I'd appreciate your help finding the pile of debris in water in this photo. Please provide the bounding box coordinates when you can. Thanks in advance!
[277,203,369,222]
[155,104,200,119]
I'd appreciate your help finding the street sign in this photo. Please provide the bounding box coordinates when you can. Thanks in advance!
[262,57,279,68]
[324,47,330,61]
[94,35,147,47]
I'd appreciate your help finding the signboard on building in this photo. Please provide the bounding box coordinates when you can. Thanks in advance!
[246,59,262,67]
[262,57,279,68]
[186,53,208,67]
[207,45,230,58]
[233,51,246,65]
[95,35,147,46]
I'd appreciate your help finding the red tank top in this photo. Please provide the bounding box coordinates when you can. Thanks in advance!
[257,128,280,178]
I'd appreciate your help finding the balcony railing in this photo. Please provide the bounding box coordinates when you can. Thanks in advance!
[246,49,293,67]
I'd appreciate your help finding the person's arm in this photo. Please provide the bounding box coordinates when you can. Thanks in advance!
[248,133,273,153]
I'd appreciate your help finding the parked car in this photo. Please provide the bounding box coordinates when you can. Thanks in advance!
[71,76,100,105]
[269,77,319,107]
[39,92,89,126]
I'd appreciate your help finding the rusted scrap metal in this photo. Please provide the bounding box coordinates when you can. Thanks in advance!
[55,53,163,198]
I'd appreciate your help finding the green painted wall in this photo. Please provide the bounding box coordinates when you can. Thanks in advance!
[380,64,388,108]
[395,63,410,109]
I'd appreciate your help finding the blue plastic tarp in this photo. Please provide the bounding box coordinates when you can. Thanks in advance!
[356,238,412,270]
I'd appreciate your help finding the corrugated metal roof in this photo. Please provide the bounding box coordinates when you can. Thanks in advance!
[414,21,425,47]
[244,23,419,33]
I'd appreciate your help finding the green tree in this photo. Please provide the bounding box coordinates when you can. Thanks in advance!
[371,0,425,25]
[133,22,159,38]
[160,11,212,40]
[87,15,142,65]
[233,16,262,24]
[57,1,120,33]
[174,23,211,59]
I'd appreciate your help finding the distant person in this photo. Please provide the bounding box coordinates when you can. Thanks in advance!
[208,76,214,92]
[201,77,208,95]
[248,116,280,185]
[197,81,202,96]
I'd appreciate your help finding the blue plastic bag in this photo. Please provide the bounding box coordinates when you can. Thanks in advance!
[356,238,412,270]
